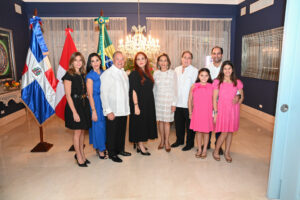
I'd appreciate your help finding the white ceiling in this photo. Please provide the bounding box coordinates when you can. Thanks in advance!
[22,0,246,5]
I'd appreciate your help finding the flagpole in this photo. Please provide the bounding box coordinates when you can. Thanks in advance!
[21,98,54,152]
[25,9,54,152]
[100,10,106,70]
[30,126,53,152]
[95,10,111,70]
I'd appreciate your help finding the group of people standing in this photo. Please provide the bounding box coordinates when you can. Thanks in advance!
[62,46,244,167]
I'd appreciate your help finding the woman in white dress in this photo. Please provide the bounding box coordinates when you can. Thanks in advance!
[153,53,177,152]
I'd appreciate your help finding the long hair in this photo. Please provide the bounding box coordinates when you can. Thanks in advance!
[216,60,237,86]
[195,68,213,83]
[86,53,102,73]
[67,52,86,75]
[134,52,154,84]
[156,53,171,70]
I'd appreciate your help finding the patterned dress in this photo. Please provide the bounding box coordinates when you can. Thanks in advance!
[153,69,177,122]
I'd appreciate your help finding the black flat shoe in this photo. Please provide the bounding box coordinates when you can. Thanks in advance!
[171,141,183,148]
[182,145,193,151]
[119,151,132,156]
[137,147,151,156]
[74,154,88,167]
[109,155,122,163]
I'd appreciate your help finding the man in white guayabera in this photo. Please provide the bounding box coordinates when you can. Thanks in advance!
[172,51,198,151]
[100,51,131,163]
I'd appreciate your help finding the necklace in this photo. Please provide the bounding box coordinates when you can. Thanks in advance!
[78,74,86,106]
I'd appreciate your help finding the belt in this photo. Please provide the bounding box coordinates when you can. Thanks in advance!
[72,94,87,99]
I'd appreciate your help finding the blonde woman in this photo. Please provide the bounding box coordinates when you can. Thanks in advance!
[63,52,91,167]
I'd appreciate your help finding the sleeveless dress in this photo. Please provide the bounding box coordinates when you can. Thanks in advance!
[213,79,243,132]
[62,72,91,130]
[189,83,214,133]
[86,70,106,151]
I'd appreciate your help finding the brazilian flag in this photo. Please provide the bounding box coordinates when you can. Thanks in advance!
[95,16,115,70]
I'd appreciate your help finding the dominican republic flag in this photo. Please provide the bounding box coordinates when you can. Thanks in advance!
[21,16,57,125]
[55,28,77,120]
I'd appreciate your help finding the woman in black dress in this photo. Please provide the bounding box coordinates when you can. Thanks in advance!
[63,52,92,167]
[129,52,157,156]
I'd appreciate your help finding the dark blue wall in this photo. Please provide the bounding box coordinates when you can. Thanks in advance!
[234,0,286,115]
[1,0,29,79]
[25,2,238,61]
[0,0,28,118]
[6,1,285,117]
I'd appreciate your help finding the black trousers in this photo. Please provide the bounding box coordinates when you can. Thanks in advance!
[208,132,221,147]
[174,107,195,147]
[106,116,127,157]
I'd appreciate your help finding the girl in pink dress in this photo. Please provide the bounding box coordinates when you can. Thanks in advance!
[188,68,214,158]
[212,61,244,163]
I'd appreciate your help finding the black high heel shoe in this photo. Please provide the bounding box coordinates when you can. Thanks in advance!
[75,154,90,164]
[85,159,91,164]
[134,143,148,150]
[96,149,108,159]
[74,154,88,167]
[137,147,151,156]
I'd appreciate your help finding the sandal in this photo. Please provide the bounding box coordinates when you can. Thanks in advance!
[212,151,220,161]
[195,152,202,158]
[224,154,232,163]
[158,143,164,150]
[200,152,207,159]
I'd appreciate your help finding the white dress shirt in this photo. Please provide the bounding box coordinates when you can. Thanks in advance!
[175,65,198,108]
[100,65,130,116]
[205,62,221,80]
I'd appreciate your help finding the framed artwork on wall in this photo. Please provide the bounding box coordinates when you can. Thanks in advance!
[241,27,283,81]
[0,27,16,81]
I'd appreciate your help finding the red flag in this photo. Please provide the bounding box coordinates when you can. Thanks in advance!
[55,28,77,120]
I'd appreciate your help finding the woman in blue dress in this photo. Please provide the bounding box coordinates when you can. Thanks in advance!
[86,53,107,159]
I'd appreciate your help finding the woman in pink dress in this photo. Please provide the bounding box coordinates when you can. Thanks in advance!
[212,61,244,163]
[188,68,214,158]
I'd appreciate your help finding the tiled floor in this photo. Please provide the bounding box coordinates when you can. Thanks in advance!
[0,110,273,200]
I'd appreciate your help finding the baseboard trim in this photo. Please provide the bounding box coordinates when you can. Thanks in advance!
[240,104,275,132]
[0,108,26,127]
[0,105,275,133]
